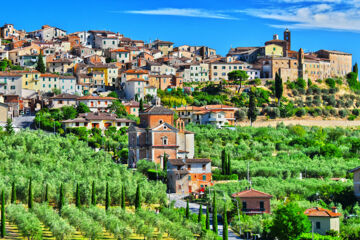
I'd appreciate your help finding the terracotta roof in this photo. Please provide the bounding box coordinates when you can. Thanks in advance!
[110,49,129,53]
[47,58,73,63]
[59,75,76,79]
[142,105,174,115]
[77,96,117,100]
[50,93,78,99]
[127,78,146,82]
[304,207,341,218]
[124,69,148,74]
[0,72,22,77]
[175,106,203,111]
[169,158,211,166]
[40,74,59,78]
[231,189,273,198]
[62,118,88,123]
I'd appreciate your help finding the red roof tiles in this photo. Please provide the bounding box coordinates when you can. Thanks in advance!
[304,207,341,218]
[231,189,273,198]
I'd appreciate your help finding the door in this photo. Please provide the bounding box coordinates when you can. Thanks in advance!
[188,186,192,193]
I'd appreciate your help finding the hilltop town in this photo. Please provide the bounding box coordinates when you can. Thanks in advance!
[1,23,360,240]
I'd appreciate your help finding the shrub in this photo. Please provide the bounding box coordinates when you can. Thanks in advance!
[295,108,306,117]
[296,78,306,89]
[235,110,246,121]
[352,109,360,116]
[330,109,338,116]
[292,89,298,96]
[311,87,321,95]
[347,72,360,91]
[321,89,329,94]
[298,88,306,95]
[348,115,356,121]
[287,81,296,90]
[316,79,322,83]
[329,88,338,94]
[339,109,349,118]
[325,78,336,88]
[335,79,343,85]
[306,88,313,95]
[345,100,354,108]
[212,174,239,181]
[322,108,330,117]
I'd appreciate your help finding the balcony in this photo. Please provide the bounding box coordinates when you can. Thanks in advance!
[242,208,266,214]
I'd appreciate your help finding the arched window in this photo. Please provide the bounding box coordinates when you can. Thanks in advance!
[162,136,168,145]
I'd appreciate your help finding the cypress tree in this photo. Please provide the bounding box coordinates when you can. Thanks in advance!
[353,63,358,75]
[36,53,46,73]
[198,204,203,224]
[206,205,210,230]
[105,182,110,211]
[223,204,228,240]
[58,184,65,216]
[91,181,96,206]
[44,183,48,203]
[275,72,283,106]
[221,149,226,175]
[75,183,80,208]
[11,181,16,204]
[139,98,144,112]
[163,153,168,171]
[135,184,141,210]
[1,190,5,238]
[212,192,218,234]
[247,87,257,127]
[121,185,125,209]
[185,199,190,219]
[227,152,231,175]
[28,178,33,209]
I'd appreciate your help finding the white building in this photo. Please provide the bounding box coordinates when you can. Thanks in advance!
[59,76,77,94]
[183,63,209,82]
[39,74,60,93]
[77,96,117,112]
[0,72,22,96]
[124,79,147,100]
[150,63,176,75]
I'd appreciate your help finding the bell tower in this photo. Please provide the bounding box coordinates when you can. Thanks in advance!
[284,28,291,52]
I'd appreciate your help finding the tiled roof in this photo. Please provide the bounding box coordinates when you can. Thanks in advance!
[304,207,341,218]
[0,72,22,77]
[142,105,174,115]
[124,69,148,74]
[169,158,211,166]
[110,49,129,53]
[40,74,59,78]
[127,78,146,82]
[50,93,78,99]
[231,189,273,198]
[77,96,117,100]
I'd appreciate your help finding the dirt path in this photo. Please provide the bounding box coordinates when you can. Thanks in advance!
[236,119,360,128]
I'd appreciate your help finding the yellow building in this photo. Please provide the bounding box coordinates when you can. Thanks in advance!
[87,64,118,86]
[11,70,41,90]
[265,44,283,57]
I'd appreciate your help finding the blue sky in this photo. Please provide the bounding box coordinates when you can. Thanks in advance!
[2,0,360,62]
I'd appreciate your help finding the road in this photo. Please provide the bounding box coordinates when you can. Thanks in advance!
[12,115,35,131]
[170,194,243,240]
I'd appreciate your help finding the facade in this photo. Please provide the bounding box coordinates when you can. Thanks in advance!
[59,76,77,94]
[304,207,341,235]
[316,50,352,77]
[349,166,360,199]
[0,72,23,96]
[231,189,273,215]
[150,64,176,75]
[151,40,174,55]
[148,75,173,90]
[182,63,210,82]
[0,102,8,122]
[109,49,130,63]
[47,59,74,74]
[123,101,148,117]
[124,79,147,100]
[77,96,117,112]
[87,64,118,86]
[168,158,212,194]
[50,93,78,108]
[62,112,134,131]
[128,105,195,167]
[39,74,60,93]
[28,25,67,41]
[210,61,252,81]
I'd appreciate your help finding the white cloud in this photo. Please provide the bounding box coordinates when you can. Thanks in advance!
[240,3,360,31]
[124,8,237,20]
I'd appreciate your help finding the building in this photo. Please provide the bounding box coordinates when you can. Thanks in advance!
[27,25,67,41]
[127,104,195,167]
[50,93,78,109]
[62,112,134,131]
[124,78,148,100]
[148,75,173,90]
[46,58,74,74]
[231,189,273,215]
[315,50,352,77]
[150,40,174,55]
[77,96,117,112]
[348,166,360,199]
[87,64,118,87]
[123,101,149,117]
[304,207,341,235]
[175,105,237,126]
[59,76,77,94]
[39,74,60,93]
[0,102,8,122]
[210,60,253,81]
[109,49,130,63]
[0,72,23,96]
[167,158,212,194]
[182,63,210,82]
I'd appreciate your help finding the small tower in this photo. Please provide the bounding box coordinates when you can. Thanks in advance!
[284,28,291,52]
[176,118,185,133]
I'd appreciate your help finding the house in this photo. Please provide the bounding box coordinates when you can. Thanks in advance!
[149,63,176,75]
[120,69,149,85]
[348,166,360,199]
[27,25,67,41]
[77,95,116,112]
[46,58,74,74]
[50,93,78,108]
[150,40,174,55]
[0,102,8,122]
[87,63,118,87]
[124,78,147,100]
[210,60,253,81]
[108,49,130,63]
[231,189,273,215]
[11,70,40,90]
[62,112,134,131]
[39,74,60,93]
[182,63,209,82]
[304,207,341,235]
[167,158,212,194]
[59,76,77,94]
[0,72,23,96]
[123,101,149,117]
[127,104,195,167]
[19,54,46,69]
[175,105,237,126]
[148,75,173,90]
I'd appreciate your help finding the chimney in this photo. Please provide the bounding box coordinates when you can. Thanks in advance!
[331,207,338,213]
[273,34,279,40]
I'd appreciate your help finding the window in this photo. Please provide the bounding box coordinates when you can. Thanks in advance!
[222,66,226,70]
[202,164,206,170]
[159,120,163,124]
[213,66,217,70]
[10,86,15,90]
[316,222,321,229]
[260,201,264,211]
[162,136,168,145]
[187,165,191,170]
[188,175,191,180]
[202,175,206,181]
[242,201,247,210]
[25,81,28,85]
